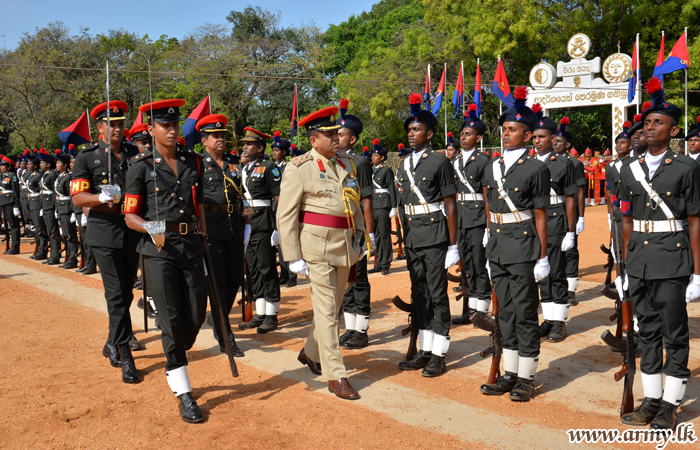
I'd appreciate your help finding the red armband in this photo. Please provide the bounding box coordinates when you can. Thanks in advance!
[123,194,143,215]
[70,179,91,195]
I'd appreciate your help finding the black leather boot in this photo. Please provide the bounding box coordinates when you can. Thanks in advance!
[547,321,567,342]
[257,315,278,334]
[398,350,432,371]
[421,355,446,377]
[650,401,678,430]
[343,331,369,349]
[568,291,578,306]
[539,320,554,338]
[480,371,517,395]
[339,329,355,345]
[118,344,140,384]
[102,341,122,368]
[238,314,265,329]
[452,308,475,326]
[510,378,535,402]
[177,393,204,423]
[621,397,662,426]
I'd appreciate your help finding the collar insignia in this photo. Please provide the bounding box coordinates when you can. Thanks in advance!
[155,158,161,163]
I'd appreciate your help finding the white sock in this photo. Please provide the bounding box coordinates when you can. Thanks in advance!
[265,300,280,316]
[255,298,266,315]
[476,298,491,313]
[541,302,552,321]
[503,348,519,374]
[166,366,192,396]
[431,334,450,357]
[518,356,539,380]
[641,373,663,399]
[355,315,370,333]
[418,329,434,352]
[662,376,688,406]
[468,297,478,310]
[567,278,579,292]
[552,303,570,322]
[344,312,356,331]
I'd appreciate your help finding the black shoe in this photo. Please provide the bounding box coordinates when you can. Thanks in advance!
[421,355,446,377]
[367,267,381,274]
[102,342,122,368]
[398,350,432,371]
[137,296,157,318]
[177,393,204,423]
[396,254,406,261]
[343,331,369,349]
[539,320,554,338]
[133,279,142,290]
[33,253,47,261]
[155,317,161,330]
[45,257,61,265]
[480,372,518,395]
[57,262,67,268]
[118,344,140,383]
[621,397,662,426]
[129,336,141,351]
[62,261,78,269]
[568,291,578,306]
[339,329,355,346]
[453,309,476,326]
[257,315,278,334]
[82,267,97,275]
[650,401,678,430]
[279,278,288,285]
[5,249,19,255]
[381,269,390,276]
[76,267,87,273]
[239,314,265,329]
[285,279,297,288]
[547,321,567,342]
[510,378,535,402]
[219,335,245,358]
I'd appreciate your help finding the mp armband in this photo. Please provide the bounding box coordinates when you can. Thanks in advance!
[123,194,143,215]
[70,178,91,195]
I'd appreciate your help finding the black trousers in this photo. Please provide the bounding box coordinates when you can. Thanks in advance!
[565,233,579,280]
[245,229,280,302]
[457,225,491,300]
[58,213,79,263]
[42,208,61,259]
[342,254,371,316]
[628,275,690,378]
[20,197,31,227]
[207,238,244,342]
[491,260,540,358]
[76,214,96,270]
[538,233,568,304]
[277,245,296,282]
[374,208,392,271]
[92,245,139,347]
[1,204,20,252]
[406,243,450,336]
[30,208,48,254]
[144,254,207,371]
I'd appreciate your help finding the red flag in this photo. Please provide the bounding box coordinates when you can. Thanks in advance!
[182,96,211,149]
[654,31,690,77]
[492,58,513,106]
[654,32,665,83]
[58,111,92,150]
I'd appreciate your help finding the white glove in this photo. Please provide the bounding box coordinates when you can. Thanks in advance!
[81,214,88,226]
[389,208,397,218]
[369,232,376,249]
[70,213,76,223]
[482,228,490,248]
[561,232,575,252]
[444,244,460,269]
[607,215,612,231]
[533,256,550,282]
[289,258,309,277]
[614,273,629,302]
[270,229,280,246]
[98,190,113,204]
[576,217,585,234]
[39,209,43,217]
[13,207,20,217]
[243,224,251,251]
[685,274,700,303]
[486,260,492,280]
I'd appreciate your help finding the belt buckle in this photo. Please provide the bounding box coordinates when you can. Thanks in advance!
[644,220,649,233]
[422,203,429,214]
[496,213,503,225]
[227,204,234,214]
[669,219,677,233]
[179,223,188,235]
[513,210,522,223]
[120,203,125,214]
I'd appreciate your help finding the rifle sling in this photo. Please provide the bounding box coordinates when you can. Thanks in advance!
[142,159,198,222]
[94,147,126,189]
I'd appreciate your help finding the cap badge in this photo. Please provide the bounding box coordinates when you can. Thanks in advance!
[516,114,521,121]
[470,121,474,125]
[330,114,335,121]
[112,106,119,113]
[167,107,175,113]
[664,103,670,109]
[341,120,345,125]
[216,122,221,127]
[539,121,544,126]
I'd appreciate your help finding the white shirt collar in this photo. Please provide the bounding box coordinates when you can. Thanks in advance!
[503,148,527,173]
[461,148,475,162]
[537,151,552,162]
[413,149,427,165]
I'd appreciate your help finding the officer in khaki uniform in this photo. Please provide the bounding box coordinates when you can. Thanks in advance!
[0,156,21,254]
[277,106,366,400]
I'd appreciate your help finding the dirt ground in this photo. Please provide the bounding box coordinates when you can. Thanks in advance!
[1,204,698,449]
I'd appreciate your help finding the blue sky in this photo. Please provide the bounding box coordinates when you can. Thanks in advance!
[0,0,378,50]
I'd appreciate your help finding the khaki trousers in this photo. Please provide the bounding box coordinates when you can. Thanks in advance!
[304,261,350,381]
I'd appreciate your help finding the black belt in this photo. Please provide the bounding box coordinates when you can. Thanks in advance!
[203,203,239,213]
[165,221,199,235]
[91,203,124,214]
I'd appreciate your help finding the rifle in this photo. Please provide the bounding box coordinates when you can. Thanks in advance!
[391,216,404,258]
[392,295,418,361]
[453,261,472,318]
[600,218,635,417]
[2,215,9,253]
[238,259,253,323]
[600,244,623,340]
[472,290,502,384]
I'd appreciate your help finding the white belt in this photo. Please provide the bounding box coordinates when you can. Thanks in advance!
[632,219,683,233]
[41,190,53,195]
[56,194,71,201]
[458,192,484,202]
[246,199,271,207]
[490,209,534,224]
[404,202,442,216]
[0,188,12,195]
[29,192,41,197]
[374,188,389,194]
[550,195,565,205]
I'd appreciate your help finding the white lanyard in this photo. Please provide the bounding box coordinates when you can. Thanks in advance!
[492,161,519,214]
[403,155,428,205]
[629,160,675,220]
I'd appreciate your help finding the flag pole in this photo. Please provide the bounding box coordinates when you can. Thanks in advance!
[208,93,212,114]
[498,55,503,152]
[636,33,641,115]
[86,109,92,142]
[444,63,448,146]
[295,84,299,151]
[462,60,466,118]
[476,59,483,151]
[685,28,688,155]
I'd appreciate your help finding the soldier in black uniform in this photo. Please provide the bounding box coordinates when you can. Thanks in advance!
[71,100,141,384]
[26,157,48,260]
[129,123,152,153]
[617,79,700,430]
[369,139,396,276]
[479,87,550,401]
[39,154,61,265]
[272,132,296,287]
[445,133,459,161]
[530,105,577,343]
[0,156,21,254]
[196,113,246,357]
[124,99,207,423]
[552,119,586,305]
[451,104,492,325]
[19,151,33,237]
[685,116,700,161]
[629,106,650,157]
[605,121,633,269]
[54,153,79,269]
[71,154,97,274]
[237,127,282,334]
[336,99,375,350]
[395,94,459,377]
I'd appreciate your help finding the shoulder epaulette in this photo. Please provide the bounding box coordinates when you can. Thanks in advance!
[672,153,697,167]
[291,154,312,166]
[131,151,153,163]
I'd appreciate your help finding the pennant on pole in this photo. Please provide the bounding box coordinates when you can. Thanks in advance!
[58,111,92,150]
[431,68,446,115]
[653,31,690,77]
[182,96,211,149]
[474,61,482,118]
[628,37,639,103]
[492,57,513,107]
[653,32,665,84]
[451,64,464,118]
[424,65,431,110]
